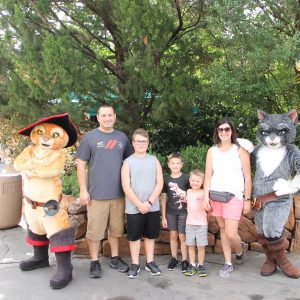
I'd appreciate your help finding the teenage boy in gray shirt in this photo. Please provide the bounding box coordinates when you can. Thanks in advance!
[76,104,132,278]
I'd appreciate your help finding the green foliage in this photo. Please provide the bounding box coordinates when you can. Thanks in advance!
[61,169,79,198]
[150,142,209,175]
[148,146,167,171]
[180,142,209,174]
[0,0,299,153]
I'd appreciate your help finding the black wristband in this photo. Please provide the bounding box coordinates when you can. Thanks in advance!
[147,200,152,206]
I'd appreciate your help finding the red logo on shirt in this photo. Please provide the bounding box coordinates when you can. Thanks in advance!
[105,140,118,149]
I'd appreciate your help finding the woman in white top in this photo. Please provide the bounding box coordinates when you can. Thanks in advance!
[204,117,252,278]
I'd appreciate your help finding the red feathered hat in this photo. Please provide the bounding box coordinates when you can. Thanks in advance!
[18,113,78,148]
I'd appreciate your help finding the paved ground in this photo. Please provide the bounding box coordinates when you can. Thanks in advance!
[1,225,300,300]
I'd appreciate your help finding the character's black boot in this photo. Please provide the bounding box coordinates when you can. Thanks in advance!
[50,251,73,289]
[49,227,75,289]
[20,230,49,271]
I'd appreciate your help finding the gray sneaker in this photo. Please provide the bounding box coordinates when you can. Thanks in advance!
[89,260,102,278]
[236,242,246,265]
[219,263,233,278]
[198,264,208,277]
[145,261,162,276]
[109,256,129,273]
[127,264,140,279]
[185,264,197,276]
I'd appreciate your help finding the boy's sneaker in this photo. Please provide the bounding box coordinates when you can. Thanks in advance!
[167,257,179,270]
[181,260,189,273]
[109,256,129,273]
[127,264,140,279]
[185,264,197,276]
[219,263,233,278]
[89,260,102,278]
[236,242,246,265]
[145,261,162,276]
[198,265,208,277]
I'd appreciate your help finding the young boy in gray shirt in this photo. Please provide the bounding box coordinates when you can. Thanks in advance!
[121,128,163,279]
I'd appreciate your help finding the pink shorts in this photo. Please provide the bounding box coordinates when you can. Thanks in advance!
[210,197,243,220]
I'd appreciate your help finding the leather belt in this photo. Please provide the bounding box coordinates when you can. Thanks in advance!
[24,195,62,209]
[251,192,281,210]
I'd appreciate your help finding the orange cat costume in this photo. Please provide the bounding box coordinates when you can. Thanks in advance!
[14,113,78,289]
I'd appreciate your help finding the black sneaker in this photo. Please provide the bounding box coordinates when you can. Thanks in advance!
[89,260,102,278]
[181,260,189,273]
[167,257,179,270]
[127,264,140,279]
[109,256,129,273]
[145,261,162,276]
[198,264,208,277]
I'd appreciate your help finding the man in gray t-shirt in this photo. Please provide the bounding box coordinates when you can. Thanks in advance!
[76,104,132,279]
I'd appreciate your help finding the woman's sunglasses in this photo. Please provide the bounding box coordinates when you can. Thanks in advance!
[217,127,231,133]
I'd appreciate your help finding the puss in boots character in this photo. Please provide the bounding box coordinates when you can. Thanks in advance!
[14,113,78,289]
[252,109,300,279]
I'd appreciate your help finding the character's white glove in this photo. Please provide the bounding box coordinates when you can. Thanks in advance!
[237,138,254,153]
[273,175,300,196]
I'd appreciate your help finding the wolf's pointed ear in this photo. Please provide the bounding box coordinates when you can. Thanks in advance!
[257,110,267,123]
[287,109,298,124]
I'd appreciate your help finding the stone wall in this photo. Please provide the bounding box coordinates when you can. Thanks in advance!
[61,195,300,257]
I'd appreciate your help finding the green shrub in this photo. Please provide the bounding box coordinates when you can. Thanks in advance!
[148,147,167,169]
[61,169,79,197]
[149,142,209,175]
[180,142,209,174]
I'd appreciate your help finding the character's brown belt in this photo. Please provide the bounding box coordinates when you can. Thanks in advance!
[251,192,281,210]
[24,195,62,209]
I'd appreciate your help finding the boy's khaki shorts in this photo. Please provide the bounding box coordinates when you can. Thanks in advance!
[86,198,125,241]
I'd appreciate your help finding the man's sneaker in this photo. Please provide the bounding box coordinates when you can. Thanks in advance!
[167,257,179,270]
[181,260,189,273]
[127,264,140,279]
[219,263,233,278]
[109,256,129,273]
[198,265,208,277]
[145,261,162,276]
[236,241,246,265]
[89,260,102,278]
[185,264,197,276]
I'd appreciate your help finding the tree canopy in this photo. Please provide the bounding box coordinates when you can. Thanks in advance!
[0,0,299,152]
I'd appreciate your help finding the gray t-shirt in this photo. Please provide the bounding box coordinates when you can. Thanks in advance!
[125,154,160,214]
[76,128,132,200]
